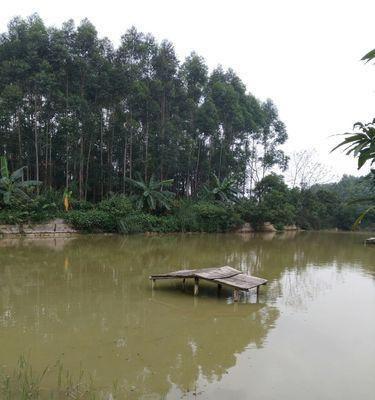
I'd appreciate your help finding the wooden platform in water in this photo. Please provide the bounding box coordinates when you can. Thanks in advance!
[149,266,267,301]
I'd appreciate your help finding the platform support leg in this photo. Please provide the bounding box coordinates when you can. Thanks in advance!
[217,283,222,297]
[233,289,239,302]
[182,278,186,291]
[194,277,199,296]
[151,279,156,290]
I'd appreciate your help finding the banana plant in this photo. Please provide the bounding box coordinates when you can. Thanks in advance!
[203,174,240,203]
[125,174,175,211]
[0,156,41,205]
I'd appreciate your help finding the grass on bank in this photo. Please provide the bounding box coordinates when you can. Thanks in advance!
[0,355,123,400]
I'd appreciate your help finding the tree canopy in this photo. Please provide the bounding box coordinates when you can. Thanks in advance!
[0,15,288,201]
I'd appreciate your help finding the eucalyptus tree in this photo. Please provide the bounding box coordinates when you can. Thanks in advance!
[179,52,208,194]
[0,15,288,201]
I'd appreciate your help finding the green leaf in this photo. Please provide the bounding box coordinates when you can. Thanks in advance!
[17,180,41,187]
[10,167,25,181]
[0,156,9,179]
[352,205,375,230]
[361,48,375,63]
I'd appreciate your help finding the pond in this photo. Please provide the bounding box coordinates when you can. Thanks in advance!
[0,231,375,399]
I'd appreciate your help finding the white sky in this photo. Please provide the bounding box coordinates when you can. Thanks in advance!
[1,0,375,178]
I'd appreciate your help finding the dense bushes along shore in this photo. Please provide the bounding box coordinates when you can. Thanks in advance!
[1,173,374,233]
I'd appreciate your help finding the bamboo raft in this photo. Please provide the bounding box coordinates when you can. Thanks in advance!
[149,266,267,302]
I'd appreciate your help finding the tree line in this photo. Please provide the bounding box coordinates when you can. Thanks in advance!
[0,14,287,201]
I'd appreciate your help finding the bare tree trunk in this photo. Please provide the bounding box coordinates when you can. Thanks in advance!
[195,138,201,194]
[44,123,48,186]
[17,110,22,168]
[34,97,39,193]
[144,113,149,181]
[84,138,92,200]
[218,140,223,180]
[79,129,84,200]
[129,123,133,180]
[160,92,166,181]
[108,120,114,193]
[65,133,69,189]
[49,132,52,188]
[100,110,104,200]
[123,135,127,194]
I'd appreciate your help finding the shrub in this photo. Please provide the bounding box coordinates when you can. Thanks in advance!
[65,210,116,232]
[0,195,61,224]
[172,199,199,232]
[193,201,242,232]
[97,195,133,216]
[69,198,94,211]
[118,213,161,234]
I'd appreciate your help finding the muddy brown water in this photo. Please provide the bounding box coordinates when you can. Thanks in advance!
[0,231,374,399]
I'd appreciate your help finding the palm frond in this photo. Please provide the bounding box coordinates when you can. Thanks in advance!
[361,48,375,63]
[352,205,375,230]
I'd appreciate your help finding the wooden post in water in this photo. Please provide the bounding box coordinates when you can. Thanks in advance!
[194,277,199,296]
[182,278,186,291]
[233,289,239,302]
[151,279,156,290]
[217,283,222,297]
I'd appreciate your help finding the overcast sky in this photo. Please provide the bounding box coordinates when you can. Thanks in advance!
[1,0,375,178]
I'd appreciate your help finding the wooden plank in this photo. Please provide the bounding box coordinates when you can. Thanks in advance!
[150,269,197,279]
[214,274,267,291]
[150,266,267,297]
[195,266,242,280]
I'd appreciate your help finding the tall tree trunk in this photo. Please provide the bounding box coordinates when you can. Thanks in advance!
[49,131,52,188]
[17,110,22,168]
[195,138,201,194]
[108,119,114,193]
[160,91,166,181]
[65,133,69,189]
[144,112,149,181]
[44,123,48,186]
[100,110,104,200]
[84,138,92,200]
[123,134,127,194]
[34,97,39,193]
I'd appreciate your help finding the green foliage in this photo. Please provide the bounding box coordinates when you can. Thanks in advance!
[361,48,375,63]
[0,194,60,225]
[69,199,94,211]
[192,201,242,232]
[172,199,200,232]
[118,213,161,234]
[0,15,287,201]
[202,174,240,203]
[0,156,41,206]
[97,195,133,216]
[65,210,117,232]
[332,120,375,169]
[126,174,175,211]
[330,48,375,228]
[0,355,119,399]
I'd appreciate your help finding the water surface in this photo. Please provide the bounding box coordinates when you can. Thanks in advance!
[1,231,374,399]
